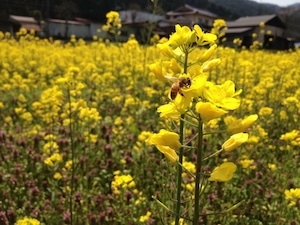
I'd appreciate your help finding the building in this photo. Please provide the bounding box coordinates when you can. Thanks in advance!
[119,10,165,42]
[157,4,218,36]
[9,15,44,35]
[225,14,294,49]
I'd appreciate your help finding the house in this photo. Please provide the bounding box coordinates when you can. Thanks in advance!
[119,10,165,43]
[47,18,90,39]
[9,15,44,35]
[225,14,294,50]
[7,15,107,40]
[157,4,218,36]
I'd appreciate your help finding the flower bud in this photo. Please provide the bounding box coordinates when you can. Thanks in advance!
[227,114,258,134]
[198,44,217,62]
[202,58,221,72]
[222,133,249,152]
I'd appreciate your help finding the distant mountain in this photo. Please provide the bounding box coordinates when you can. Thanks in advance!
[206,0,300,40]
[209,0,280,17]
[279,4,300,40]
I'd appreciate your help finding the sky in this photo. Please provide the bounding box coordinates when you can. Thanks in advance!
[253,0,300,7]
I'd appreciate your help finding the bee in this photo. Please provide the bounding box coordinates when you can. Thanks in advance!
[165,75,192,100]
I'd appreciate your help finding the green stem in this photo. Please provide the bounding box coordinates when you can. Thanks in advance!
[175,114,185,225]
[145,0,158,45]
[175,46,189,225]
[67,87,75,225]
[193,116,204,225]
[202,148,223,161]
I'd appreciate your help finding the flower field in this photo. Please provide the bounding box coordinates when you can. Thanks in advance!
[0,26,300,225]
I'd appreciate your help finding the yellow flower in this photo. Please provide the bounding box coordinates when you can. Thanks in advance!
[16,217,40,225]
[203,80,242,110]
[53,172,62,180]
[211,19,227,40]
[147,129,181,150]
[139,211,152,223]
[182,160,196,175]
[239,159,254,169]
[195,101,228,122]
[157,102,181,120]
[44,157,54,167]
[208,162,237,182]
[181,73,207,99]
[156,145,179,163]
[165,58,182,74]
[111,174,135,194]
[65,160,73,170]
[227,114,258,134]
[194,24,217,46]
[198,44,217,62]
[222,133,249,152]
[149,62,167,81]
[201,58,221,72]
[280,130,299,141]
[50,153,63,163]
[268,163,276,171]
[103,11,122,33]
[20,112,33,123]
[171,218,188,225]
[285,188,300,206]
[147,129,181,163]
[157,42,179,58]
[168,24,196,48]
[258,107,273,116]
[172,92,192,114]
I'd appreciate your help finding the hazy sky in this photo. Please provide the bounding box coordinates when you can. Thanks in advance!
[253,0,300,6]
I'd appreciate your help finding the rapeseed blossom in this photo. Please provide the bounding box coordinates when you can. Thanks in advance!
[202,80,242,111]
[16,217,40,225]
[285,188,300,207]
[239,159,255,169]
[139,211,152,223]
[155,24,223,121]
[226,114,258,134]
[147,129,181,163]
[102,11,122,34]
[280,130,300,146]
[195,102,228,122]
[111,174,136,195]
[222,133,249,152]
[208,162,237,182]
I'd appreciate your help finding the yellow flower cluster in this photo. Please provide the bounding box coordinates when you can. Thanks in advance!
[44,152,63,167]
[210,19,227,42]
[16,217,40,225]
[285,188,300,207]
[139,211,152,223]
[280,130,300,146]
[102,11,122,35]
[111,171,136,195]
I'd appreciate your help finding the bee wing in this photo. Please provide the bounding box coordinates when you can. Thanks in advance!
[164,75,179,82]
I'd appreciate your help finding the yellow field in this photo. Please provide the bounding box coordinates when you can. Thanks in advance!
[0,28,299,224]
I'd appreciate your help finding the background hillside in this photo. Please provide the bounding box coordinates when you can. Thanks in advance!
[1,0,300,40]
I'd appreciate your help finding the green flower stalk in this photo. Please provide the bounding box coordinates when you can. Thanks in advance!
[102,11,122,43]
